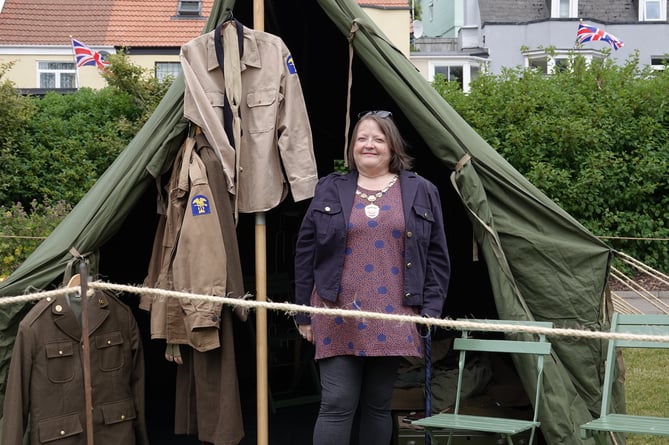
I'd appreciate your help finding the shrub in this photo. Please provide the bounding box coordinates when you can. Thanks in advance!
[434,52,669,270]
[0,199,72,279]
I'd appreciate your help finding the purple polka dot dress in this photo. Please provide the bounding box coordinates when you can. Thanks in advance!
[310,180,422,360]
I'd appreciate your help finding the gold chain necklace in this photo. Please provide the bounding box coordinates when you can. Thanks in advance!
[356,175,398,219]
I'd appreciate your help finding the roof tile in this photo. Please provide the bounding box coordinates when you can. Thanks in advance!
[0,0,405,47]
[0,0,214,47]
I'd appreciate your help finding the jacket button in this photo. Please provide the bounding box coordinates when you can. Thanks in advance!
[406,262,412,269]
[406,231,413,238]
[404,293,411,299]
[60,430,65,436]
[423,212,429,219]
[324,206,331,212]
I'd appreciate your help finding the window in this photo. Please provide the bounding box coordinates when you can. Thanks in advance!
[640,0,666,20]
[155,62,181,82]
[523,48,604,74]
[651,56,669,70]
[435,65,463,84]
[425,59,485,93]
[551,0,578,18]
[527,56,569,73]
[177,0,201,16]
[37,61,76,88]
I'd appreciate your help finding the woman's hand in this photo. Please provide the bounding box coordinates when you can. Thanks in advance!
[298,324,314,343]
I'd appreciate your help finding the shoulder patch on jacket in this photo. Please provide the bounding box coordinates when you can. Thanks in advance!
[191,194,211,215]
[286,54,297,74]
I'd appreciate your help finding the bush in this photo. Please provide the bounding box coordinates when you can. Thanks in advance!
[0,62,38,204]
[0,53,173,278]
[434,51,669,271]
[0,199,72,279]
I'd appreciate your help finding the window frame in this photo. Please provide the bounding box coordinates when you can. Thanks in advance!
[651,56,669,70]
[639,0,666,21]
[425,57,486,93]
[551,0,578,18]
[177,0,202,17]
[155,61,182,82]
[36,61,77,89]
[522,48,604,74]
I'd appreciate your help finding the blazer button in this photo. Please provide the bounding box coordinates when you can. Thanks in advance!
[404,293,411,299]
[406,231,413,238]
[423,212,429,219]
[324,206,331,212]
[406,262,412,269]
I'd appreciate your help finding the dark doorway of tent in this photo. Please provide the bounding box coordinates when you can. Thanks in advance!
[103,191,536,445]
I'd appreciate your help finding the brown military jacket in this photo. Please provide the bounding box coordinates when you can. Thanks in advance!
[1,290,148,445]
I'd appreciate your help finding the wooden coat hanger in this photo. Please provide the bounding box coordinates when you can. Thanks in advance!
[67,274,81,288]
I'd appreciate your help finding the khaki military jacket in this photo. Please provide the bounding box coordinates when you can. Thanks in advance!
[142,137,226,351]
[181,23,317,212]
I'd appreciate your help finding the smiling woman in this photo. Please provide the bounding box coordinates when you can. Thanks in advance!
[294,110,451,445]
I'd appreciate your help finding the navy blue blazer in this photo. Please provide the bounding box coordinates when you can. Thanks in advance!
[294,169,450,325]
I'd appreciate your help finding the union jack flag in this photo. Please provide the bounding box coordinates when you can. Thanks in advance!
[576,22,624,51]
[71,38,110,70]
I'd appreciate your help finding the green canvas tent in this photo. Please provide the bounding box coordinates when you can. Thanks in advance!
[0,0,615,443]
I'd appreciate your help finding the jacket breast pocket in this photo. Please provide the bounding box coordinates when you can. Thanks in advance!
[95,331,125,372]
[311,202,343,241]
[205,91,226,109]
[45,341,75,384]
[411,204,435,243]
[245,88,277,134]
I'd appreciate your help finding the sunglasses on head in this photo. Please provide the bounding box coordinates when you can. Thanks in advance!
[357,110,393,120]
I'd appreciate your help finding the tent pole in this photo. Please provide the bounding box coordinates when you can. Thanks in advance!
[254,212,269,445]
[252,2,268,444]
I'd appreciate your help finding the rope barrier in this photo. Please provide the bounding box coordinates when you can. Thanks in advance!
[0,234,48,240]
[2,280,669,343]
[599,236,669,241]
[3,234,668,242]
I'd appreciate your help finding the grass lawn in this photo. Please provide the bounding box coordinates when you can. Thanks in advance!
[621,348,669,445]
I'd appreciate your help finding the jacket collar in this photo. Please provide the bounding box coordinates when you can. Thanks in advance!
[206,24,261,73]
[52,291,110,341]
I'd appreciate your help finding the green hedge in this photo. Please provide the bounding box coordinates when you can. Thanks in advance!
[434,51,669,271]
[1,52,668,278]
[0,55,170,279]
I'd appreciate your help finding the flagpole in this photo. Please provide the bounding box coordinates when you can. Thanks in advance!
[69,36,80,89]
[252,3,270,445]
